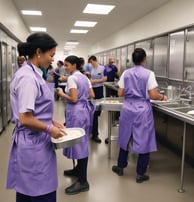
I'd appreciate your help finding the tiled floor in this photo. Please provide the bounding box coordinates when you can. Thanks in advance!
[0,100,194,202]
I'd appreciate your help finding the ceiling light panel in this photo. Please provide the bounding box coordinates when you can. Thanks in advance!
[83,4,115,15]
[65,41,80,45]
[21,10,42,15]
[74,21,97,27]
[30,27,47,32]
[64,45,76,50]
[70,29,88,34]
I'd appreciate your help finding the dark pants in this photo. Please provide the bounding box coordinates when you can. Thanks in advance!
[92,86,103,137]
[117,148,150,176]
[92,110,101,137]
[77,157,88,183]
[16,191,56,202]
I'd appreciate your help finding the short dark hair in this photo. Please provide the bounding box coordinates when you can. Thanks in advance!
[132,48,146,65]
[57,60,64,65]
[88,55,97,62]
[65,55,82,71]
[79,57,85,66]
[17,32,57,58]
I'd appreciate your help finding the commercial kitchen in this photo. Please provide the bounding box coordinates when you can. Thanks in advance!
[1,0,194,202]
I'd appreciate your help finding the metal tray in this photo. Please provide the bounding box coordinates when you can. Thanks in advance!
[51,128,85,149]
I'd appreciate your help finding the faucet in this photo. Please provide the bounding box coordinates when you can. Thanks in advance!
[181,85,192,100]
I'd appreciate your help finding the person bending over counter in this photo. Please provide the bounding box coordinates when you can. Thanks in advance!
[112,48,167,183]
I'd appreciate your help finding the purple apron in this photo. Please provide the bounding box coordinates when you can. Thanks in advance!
[6,63,57,196]
[118,66,157,153]
[63,71,94,159]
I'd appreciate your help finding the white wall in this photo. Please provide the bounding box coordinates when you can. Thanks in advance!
[90,0,194,54]
[54,48,89,67]
[0,0,29,41]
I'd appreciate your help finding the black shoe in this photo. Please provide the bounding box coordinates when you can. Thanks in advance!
[136,174,150,183]
[105,138,109,144]
[92,136,101,143]
[63,168,78,177]
[112,165,123,176]
[65,181,89,195]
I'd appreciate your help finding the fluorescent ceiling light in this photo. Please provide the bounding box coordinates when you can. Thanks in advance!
[64,46,76,50]
[74,21,97,27]
[21,10,42,15]
[83,4,115,15]
[64,45,76,48]
[65,41,79,45]
[30,27,47,32]
[70,29,88,34]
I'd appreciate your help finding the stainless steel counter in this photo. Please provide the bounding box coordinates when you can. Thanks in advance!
[100,97,123,111]
[91,97,123,111]
[93,97,194,193]
[151,100,194,193]
[104,82,119,92]
[151,101,194,125]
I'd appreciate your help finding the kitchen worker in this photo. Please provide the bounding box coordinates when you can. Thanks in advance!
[112,48,167,183]
[104,56,120,97]
[88,55,107,143]
[104,57,120,144]
[57,55,95,195]
[6,32,66,202]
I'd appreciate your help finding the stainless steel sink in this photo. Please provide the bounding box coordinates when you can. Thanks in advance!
[160,103,190,108]
[174,106,194,114]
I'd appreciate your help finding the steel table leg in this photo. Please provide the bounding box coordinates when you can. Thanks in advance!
[108,111,112,159]
[177,121,186,193]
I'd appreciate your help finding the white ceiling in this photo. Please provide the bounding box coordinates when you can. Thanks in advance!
[13,0,170,53]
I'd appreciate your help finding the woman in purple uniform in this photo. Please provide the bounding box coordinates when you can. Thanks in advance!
[112,48,167,183]
[57,55,95,195]
[6,33,66,202]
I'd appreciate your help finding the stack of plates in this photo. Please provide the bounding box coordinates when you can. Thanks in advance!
[51,128,85,149]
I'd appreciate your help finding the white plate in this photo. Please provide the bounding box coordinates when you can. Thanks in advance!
[187,110,194,115]
[51,128,85,149]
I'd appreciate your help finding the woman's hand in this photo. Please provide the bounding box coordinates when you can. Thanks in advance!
[60,75,68,82]
[90,79,96,84]
[49,126,67,139]
[49,119,66,139]
[57,88,64,97]
[52,119,65,129]
[162,95,168,101]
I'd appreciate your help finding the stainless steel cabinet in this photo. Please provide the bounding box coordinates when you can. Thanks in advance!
[153,109,168,140]
[184,28,194,81]
[135,40,154,70]
[0,45,2,133]
[127,44,134,68]
[153,36,168,77]
[103,53,108,66]
[1,42,8,128]
[116,48,121,73]
[6,46,14,122]
[120,46,127,73]
[109,49,116,59]
[99,55,104,65]
[169,31,184,80]
[11,46,17,75]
